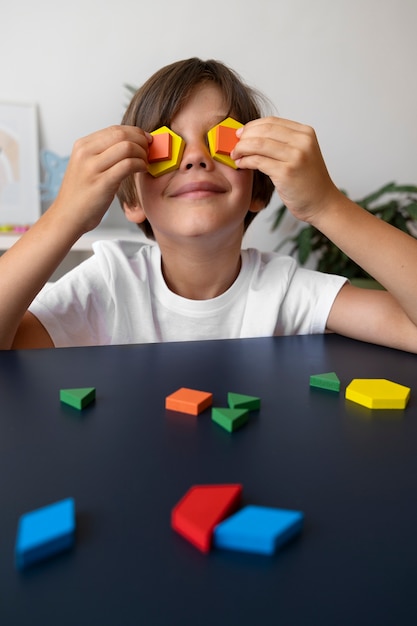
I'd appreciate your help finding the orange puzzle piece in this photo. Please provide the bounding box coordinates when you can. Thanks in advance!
[215,124,240,155]
[207,117,243,169]
[165,387,213,415]
[148,126,185,177]
[171,484,243,552]
[148,132,172,163]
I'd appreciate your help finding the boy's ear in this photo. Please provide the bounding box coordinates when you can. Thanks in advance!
[123,201,147,224]
[249,198,265,214]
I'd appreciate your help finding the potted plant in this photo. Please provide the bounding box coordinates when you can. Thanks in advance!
[271,182,417,287]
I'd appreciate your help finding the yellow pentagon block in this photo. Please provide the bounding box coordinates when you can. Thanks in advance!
[207,117,243,169]
[345,379,410,409]
[148,126,185,177]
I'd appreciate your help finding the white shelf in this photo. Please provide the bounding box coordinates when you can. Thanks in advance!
[0,227,144,252]
[0,227,147,281]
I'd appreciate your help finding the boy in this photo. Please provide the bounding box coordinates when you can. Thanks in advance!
[2,58,417,352]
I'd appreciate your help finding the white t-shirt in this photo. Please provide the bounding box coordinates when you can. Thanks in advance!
[29,240,347,347]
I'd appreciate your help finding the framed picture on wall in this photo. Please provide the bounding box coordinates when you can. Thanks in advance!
[0,102,40,226]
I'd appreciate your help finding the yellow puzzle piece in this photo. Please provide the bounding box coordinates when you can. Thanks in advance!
[207,117,243,169]
[345,378,410,409]
[148,126,185,177]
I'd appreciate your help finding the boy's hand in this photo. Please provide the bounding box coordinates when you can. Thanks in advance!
[232,117,340,224]
[53,125,151,233]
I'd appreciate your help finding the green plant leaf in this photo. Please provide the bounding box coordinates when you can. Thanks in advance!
[359,181,396,206]
[297,227,313,264]
[380,203,397,222]
[270,181,417,279]
[124,83,137,95]
[403,202,417,220]
[392,213,409,233]
[389,185,417,194]
[270,204,288,231]
[366,200,396,216]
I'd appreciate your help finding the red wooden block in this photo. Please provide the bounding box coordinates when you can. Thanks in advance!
[165,387,213,415]
[215,124,239,155]
[171,484,243,552]
[148,132,172,162]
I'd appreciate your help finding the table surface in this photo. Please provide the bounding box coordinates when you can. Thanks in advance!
[1,334,417,626]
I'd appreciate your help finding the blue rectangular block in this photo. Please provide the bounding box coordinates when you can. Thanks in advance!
[213,505,304,555]
[15,498,76,569]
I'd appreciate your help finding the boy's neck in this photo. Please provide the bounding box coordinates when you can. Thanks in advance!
[158,239,242,300]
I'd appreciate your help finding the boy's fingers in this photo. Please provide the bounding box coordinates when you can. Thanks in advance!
[242,116,309,134]
[97,140,149,174]
[71,126,150,175]
[74,125,150,159]
[235,117,316,153]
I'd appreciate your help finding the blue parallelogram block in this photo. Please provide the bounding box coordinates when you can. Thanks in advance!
[213,505,304,555]
[15,497,76,569]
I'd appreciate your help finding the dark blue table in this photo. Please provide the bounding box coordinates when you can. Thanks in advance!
[1,334,417,625]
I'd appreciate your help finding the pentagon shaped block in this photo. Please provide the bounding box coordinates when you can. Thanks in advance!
[15,498,76,569]
[60,387,96,410]
[213,505,304,556]
[171,484,242,552]
[165,387,213,415]
[345,378,410,409]
[310,372,341,393]
[207,117,243,169]
[212,407,249,432]
[148,126,185,177]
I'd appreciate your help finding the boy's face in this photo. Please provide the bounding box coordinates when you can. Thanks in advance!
[124,84,263,246]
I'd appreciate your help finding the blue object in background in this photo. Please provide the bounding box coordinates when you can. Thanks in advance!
[15,497,76,569]
[39,149,69,202]
[213,505,304,555]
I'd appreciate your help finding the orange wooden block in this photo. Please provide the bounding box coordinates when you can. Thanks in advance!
[165,387,213,415]
[215,124,239,155]
[171,484,243,552]
[148,126,185,177]
[148,132,172,162]
[207,117,243,169]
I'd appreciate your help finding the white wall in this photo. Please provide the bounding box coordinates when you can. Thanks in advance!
[2,0,417,251]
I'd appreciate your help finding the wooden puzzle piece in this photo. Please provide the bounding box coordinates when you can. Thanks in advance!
[228,392,261,411]
[148,126,185,177]
[215,125,239,155]
[148,132,172,162]
[212,407,249,432]
[309,372,341,393]
[15,498,76,569]
[171,484,242,552]
[207,117,243,169]
[165,387,213,415]
[213,505,304,556]
[60,387,96,410]
[345,378,410,409]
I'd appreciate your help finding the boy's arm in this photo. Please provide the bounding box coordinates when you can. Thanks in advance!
[11,312,54,349]
[233,117,417,352]
[313,193,417,352]
[0,125,150,350]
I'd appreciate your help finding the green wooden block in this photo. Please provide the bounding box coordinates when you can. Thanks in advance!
[212,407,249,433]
[60,387,96,410]
[227,392,261,411]
[309,372,340,393]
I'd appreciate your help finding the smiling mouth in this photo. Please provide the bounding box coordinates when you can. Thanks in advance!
[170,182,226,198]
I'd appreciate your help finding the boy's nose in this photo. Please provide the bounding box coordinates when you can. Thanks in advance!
[180,141,213,171]
[185,161,207,170]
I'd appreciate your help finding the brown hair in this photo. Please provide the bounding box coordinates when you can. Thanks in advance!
[117,58,275,239]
